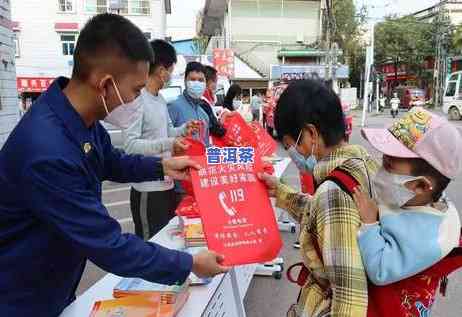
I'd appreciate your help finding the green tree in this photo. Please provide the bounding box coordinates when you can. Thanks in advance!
[191,36,209,55]
[331,0,367,90]
[374,16,434,84]
[453,24,462,53]
[332,0,366,61]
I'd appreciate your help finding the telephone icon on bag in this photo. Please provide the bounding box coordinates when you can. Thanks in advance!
[218,191,238,217]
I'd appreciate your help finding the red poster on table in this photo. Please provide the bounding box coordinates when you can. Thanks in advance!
[175,195,200,218]
[191,156,282,266]
[219,113,257,148]
[180,137,206,195]
[249,122,277,157]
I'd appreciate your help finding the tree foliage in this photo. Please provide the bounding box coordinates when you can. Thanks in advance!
[332,0,366,60]
[331,0,367,90]
[192,36,209,55]
[453,24,462,53]
[374,16,434,79]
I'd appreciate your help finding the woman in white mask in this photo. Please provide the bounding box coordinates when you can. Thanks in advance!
[223,83,242,111]
[258,79,378,317]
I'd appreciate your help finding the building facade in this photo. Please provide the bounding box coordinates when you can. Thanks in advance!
[11,0,170,104]
[198,0,326,79]
[0,0,19,147]
[413,0,462,24]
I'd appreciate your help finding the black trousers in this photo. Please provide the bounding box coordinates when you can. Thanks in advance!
[129,188,181,240]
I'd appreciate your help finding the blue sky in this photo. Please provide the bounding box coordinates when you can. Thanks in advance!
[355,0,439,20]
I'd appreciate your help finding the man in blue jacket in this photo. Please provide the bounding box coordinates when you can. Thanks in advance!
[0,14,228,317]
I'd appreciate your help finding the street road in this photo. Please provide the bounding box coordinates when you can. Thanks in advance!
[77,109,462,316]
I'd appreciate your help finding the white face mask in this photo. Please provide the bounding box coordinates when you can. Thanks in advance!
[233,99,242,110]
[372,167,423,208]
[101,78,141,130]
[186,80,206,99]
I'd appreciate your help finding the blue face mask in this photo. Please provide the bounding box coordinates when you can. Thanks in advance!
[186,80,206,99]
[287,130,317,173]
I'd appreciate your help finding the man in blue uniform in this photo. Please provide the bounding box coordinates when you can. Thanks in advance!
[0,14,228,317]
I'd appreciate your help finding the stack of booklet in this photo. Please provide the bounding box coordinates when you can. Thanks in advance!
[89,278,190,317]
[89,294,179,317]
[113,277,190,305]
[183,222,206,248]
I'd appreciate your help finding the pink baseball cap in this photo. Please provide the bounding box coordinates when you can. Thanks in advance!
[362,107,462,179]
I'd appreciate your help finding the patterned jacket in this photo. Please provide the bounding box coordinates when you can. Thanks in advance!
[277,145,378,317]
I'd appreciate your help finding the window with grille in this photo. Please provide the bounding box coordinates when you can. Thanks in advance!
[129,0,150,15]
[86,0,109,13]
[58,0,75,12]
[86,0,150,15]
[14,32,20,58]
[61,34,77,56]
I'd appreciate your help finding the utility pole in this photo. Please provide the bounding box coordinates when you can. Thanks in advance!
[325,0,337,91]
[433,1,442,108]
[376,73,380,113]
[361,23,374,127]
[433,0,449,108]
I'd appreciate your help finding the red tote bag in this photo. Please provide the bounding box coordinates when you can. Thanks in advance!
[190,156,282,266]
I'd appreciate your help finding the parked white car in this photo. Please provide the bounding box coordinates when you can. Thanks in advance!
[443,71,462,120]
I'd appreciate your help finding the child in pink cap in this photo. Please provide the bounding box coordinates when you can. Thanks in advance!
[355,107,462,316]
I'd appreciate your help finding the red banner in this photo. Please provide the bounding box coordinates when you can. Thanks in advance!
[17,77,54,93]
[213,48,235,78]
[191,156,282,266]
[175,195,200,218]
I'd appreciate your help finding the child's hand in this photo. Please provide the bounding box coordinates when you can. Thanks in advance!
[353,187,379,224]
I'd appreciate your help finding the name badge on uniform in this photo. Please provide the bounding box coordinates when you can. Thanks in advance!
[83,142,92,154]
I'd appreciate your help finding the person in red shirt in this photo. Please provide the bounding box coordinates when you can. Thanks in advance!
[203,65,218,107]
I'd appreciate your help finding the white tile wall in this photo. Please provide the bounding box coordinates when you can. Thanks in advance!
[12,0,166,78]
[0,0,19,148]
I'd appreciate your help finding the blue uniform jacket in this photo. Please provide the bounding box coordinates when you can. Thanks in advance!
[0,78,193,317]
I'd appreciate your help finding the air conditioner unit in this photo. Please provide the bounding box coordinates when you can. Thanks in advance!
[296,33,304,43]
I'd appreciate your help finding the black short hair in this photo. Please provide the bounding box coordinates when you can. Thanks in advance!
[150,39,177,73]
[225,84,242,101]
[410,158,451,202]
[72,13,153,80]
[274,79,346,147]
[184,62,205,79]
[204,65,218,82]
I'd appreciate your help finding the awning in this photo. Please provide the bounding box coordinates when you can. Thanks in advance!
[12,21,20,31]
[17,77,55,93]
[231,79,268,90]
[278,49,342,58]
[54,22,79,31]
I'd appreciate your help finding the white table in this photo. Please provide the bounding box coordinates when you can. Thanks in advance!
[60,158,291,317]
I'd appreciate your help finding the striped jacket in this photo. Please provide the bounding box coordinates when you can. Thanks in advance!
[277,145,378,317]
